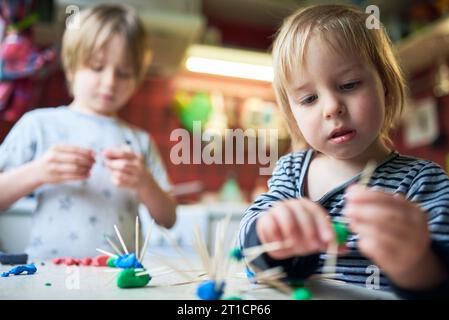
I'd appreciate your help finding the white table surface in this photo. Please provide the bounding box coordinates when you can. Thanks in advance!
[0,257,397,300]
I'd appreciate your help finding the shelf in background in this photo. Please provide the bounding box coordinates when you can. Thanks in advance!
[396,15,449,76]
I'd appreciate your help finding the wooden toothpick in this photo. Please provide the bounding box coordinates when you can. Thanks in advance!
[114,224,129,254]
[249,263,293,295]
[151,253,195,282]
[321,241,338,277]
[243,240,292,262]
[135,216,140,261]
[96,248,119,258]
[358,160,377,186]
[194,224,211,277]
[104,234,123,256]
[139,218,154,262]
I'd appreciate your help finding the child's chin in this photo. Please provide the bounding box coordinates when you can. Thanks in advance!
[327,146,363,160]
[91,106,115,116]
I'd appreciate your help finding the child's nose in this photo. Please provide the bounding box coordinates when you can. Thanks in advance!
[323,95,346,119]
[101,68,116,88]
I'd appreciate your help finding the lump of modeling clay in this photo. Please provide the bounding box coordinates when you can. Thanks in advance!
[291,287,312,300]
[81,257,92,266]
[196,280,225,300]
[1,264,37,277]
[106,257,117,268]
[332,221,349,246]
[116,268,150,288]
[92,255,109,266]
[229,247,244,261]
[114,253,143,269]
[0,252,28,265]
[64,258,76,266]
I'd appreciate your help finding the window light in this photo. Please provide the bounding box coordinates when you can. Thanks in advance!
[185,44,273,82]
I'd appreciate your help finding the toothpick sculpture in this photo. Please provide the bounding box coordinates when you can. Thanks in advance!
[96,216,160,288]
[322,160,377,279]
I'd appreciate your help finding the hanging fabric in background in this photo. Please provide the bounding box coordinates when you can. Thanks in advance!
[0,0,57,122]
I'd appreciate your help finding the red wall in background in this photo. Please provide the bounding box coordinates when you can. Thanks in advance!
[120,74,271,202]
[391,67,449,171]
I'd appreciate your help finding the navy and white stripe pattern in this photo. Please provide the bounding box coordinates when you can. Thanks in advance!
[239,149,449,290]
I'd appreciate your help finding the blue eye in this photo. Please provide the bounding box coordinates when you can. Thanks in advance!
[300,95,317,105]
[340,81,360,91]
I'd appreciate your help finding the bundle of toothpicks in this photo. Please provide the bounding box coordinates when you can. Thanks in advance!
[97,216,173,287]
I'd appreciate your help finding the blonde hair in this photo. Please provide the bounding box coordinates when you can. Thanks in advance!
[61,4,151,91]
[272,4,405,149]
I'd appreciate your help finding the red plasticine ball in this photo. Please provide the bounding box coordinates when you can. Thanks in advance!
[92,255,109,266]
[81,257,92,266]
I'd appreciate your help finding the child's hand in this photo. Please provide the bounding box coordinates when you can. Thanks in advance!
[35,145,95,184]
[256,198,335,259]
[103,148,146,190]
[345,185,431,279]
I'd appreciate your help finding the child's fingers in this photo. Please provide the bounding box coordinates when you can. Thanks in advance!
[285,201,322,252]
[51,152,95,168]
[256,212,293,259]
[111,171,140,187]
[57,173,90,182]
[347,204,414,242]
[52,145,96,158]
[103,149,139,160]
[300,198,334,244]
[275,202,305,247]
[354,227,402,262]
[50,162,91,176]
[346,201,409,232]
[257,213,284,244]
[105,159,140,174]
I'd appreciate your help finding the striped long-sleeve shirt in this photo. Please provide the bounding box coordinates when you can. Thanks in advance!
[239,149,449,299]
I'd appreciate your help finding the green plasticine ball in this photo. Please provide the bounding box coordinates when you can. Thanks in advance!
[291,287,312,300]
[116,268,151,288]
[177,92,212,132]
[106,257,116,268]
[223,296,243,300]
[333,221,349,246]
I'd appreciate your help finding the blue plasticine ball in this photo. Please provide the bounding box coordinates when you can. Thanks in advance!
[245,267,256,283]
[114,253,143,269]
[229,247,244,261]
[196,280,225,300]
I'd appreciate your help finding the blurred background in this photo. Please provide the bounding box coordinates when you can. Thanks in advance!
[1,0,449,254]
